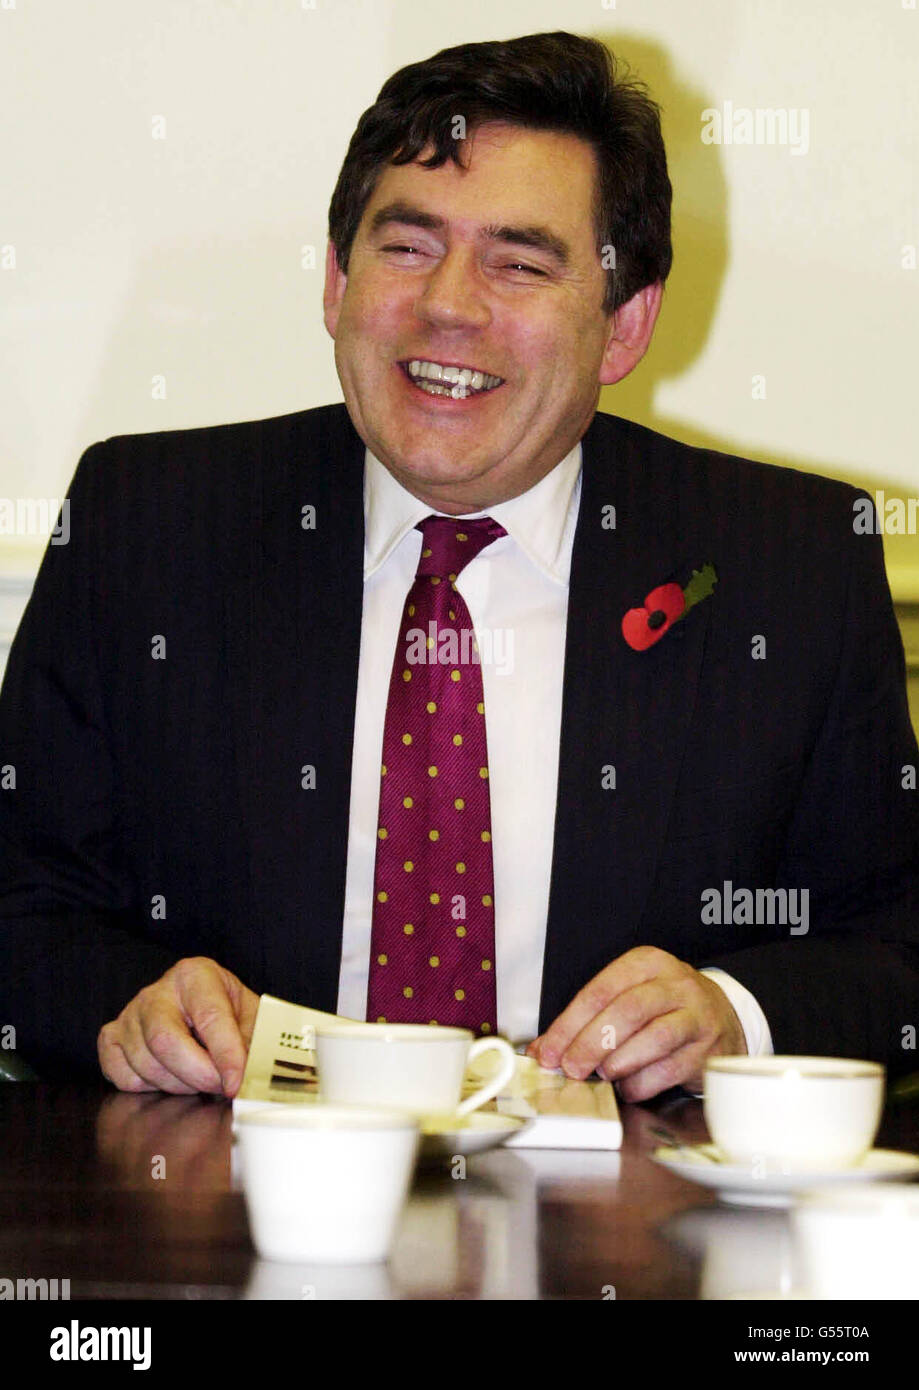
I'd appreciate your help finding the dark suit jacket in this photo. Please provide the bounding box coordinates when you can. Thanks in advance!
[1,404,917,1079]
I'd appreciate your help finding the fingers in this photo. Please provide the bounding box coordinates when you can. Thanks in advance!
[615,1039,713,1103]
[135,988,226,1092]
[97,957,255,1096]
[98,1014,207,1095]
[232,980,262,1051]
[97,1030,160,1093]
[529,948,747,1100]
[594,1007,699,1083]
[178,964,250,1096]
[531,946,672,1070]
[555,978,675,1079]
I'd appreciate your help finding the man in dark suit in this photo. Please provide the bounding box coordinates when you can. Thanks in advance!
[2,32,917,1099]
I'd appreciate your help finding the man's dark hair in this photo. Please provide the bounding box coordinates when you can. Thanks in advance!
[328,31,672,313]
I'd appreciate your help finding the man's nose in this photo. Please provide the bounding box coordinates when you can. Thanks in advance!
[415,250,491,331]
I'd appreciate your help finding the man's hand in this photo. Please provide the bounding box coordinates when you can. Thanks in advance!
[97,957,259,1097]
[527,946,746,1101]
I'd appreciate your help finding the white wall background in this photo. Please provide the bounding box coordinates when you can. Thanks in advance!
[1,0,917,609]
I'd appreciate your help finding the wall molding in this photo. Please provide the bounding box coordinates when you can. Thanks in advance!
[0,573,37,679]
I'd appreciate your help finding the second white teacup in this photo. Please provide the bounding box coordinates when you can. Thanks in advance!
[704,1055,884,1171]
[317,1022,516,1118]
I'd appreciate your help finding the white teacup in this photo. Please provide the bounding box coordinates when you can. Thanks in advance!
[793,1184,919,1298]
[703,1055,884,1171]
[316,1022,516,1118]
[236,1105,419,1263]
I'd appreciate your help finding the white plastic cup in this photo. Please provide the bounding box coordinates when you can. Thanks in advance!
[236,1105,419,1263]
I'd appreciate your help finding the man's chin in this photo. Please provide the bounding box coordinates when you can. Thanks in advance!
[382,452,502,503]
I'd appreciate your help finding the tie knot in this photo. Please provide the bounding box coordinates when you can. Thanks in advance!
[415,515,506,580]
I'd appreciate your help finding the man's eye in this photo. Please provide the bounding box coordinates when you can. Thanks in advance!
[383,244,421,255]
[503,263,546,276]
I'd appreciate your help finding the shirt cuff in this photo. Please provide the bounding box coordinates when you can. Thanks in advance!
[700,967,774,1058]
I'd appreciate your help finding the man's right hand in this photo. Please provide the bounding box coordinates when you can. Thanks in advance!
[97,957,260,1096]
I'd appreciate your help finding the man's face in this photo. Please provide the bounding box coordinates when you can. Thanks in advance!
[324,123,653,513]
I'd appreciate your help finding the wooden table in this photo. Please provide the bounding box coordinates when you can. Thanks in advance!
[1,1082,915,1364]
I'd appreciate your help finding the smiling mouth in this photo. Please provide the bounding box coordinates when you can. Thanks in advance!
[401,359,505,400]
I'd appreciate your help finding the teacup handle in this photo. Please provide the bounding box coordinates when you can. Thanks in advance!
[456,1037,516,1117]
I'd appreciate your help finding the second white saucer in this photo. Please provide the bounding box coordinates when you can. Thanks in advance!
[651,1144,919,1207]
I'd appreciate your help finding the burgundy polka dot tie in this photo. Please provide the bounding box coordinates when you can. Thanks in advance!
[367,515,507,1033]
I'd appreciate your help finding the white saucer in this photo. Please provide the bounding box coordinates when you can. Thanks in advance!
[651,1144,919,1207]
[419,1111,530,1162]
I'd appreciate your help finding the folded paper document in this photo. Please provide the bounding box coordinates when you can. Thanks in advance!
[233,994,622,1150]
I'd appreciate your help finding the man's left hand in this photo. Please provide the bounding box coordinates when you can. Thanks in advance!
[527,946,747,1100]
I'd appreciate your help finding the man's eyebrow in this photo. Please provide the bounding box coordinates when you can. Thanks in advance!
[367,203,571,266]
[368,202,446,236]
[482,224,570,267]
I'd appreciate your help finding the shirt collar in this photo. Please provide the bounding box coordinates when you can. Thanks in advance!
[363,442,582,586]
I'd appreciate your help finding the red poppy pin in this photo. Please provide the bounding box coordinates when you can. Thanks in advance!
[621,563,718,651]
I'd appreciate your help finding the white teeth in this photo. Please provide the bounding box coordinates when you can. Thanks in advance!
[441,366,473,387]
[405,359,502,395]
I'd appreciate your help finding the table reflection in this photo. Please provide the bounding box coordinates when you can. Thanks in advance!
[662,1206,797,1300]
[0,1082,909,1301]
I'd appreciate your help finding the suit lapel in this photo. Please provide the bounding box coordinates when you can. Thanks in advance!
[539,413,715,1029]
[225,407,365,1007]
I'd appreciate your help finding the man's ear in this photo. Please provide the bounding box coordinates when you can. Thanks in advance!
[598,280,663,387]
[323,241,347,339]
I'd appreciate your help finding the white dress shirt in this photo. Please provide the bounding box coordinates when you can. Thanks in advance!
[337,444,773,1059]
